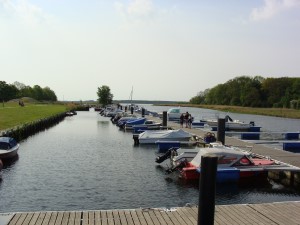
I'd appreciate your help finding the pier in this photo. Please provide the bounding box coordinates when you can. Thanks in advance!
[146,115,300,189]
[1,201,300,225]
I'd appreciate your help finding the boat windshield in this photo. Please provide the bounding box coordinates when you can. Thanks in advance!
[168,108,180,113]
[0,142,11,150]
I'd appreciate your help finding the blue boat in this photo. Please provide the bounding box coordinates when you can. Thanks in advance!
[124,118,146,130]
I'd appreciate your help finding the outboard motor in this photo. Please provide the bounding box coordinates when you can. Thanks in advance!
[225,115,233,122]
[155,147,179,163]
[165,159,187,174]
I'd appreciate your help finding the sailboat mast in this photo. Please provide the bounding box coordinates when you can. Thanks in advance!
[130,86,133,105]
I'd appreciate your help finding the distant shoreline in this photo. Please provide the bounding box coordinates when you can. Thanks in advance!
[155,103,300,119]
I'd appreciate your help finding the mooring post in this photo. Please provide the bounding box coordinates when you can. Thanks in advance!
[131,106,134,115]
[162,111,167,127]
[217,118,225,145]
[198,155,218,225]
[142,108,145,117]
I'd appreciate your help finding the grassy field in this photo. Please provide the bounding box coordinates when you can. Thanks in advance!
[0,102,68,131]
[161,104,300,119]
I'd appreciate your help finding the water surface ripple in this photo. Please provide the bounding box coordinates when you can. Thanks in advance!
[1,110,300,213]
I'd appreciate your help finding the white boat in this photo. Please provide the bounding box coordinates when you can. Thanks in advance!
[156,142,222,166]
[0,137,19,160]
[158,107,181,121]
[131,120,162,131]
[206,115,255,130]
[138,129,196,144]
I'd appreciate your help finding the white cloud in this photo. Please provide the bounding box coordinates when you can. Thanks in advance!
[114,0,155,19]
[250,0,300,21]
[0,0,49,27]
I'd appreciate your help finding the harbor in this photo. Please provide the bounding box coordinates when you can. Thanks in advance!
[1,106,300,225]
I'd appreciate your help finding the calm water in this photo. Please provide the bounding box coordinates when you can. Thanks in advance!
[1,107,300,213]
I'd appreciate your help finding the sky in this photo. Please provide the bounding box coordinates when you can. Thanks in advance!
[0,0,300,101]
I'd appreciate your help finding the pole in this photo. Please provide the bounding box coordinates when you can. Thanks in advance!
[217,118,225,145]
[142,108,145,117]
[198,155,218,225]
[162,111,167,127]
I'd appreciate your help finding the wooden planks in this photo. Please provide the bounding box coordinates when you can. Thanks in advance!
[4,202,300,225]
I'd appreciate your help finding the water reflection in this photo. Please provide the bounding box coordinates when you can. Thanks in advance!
[0,111,300,213]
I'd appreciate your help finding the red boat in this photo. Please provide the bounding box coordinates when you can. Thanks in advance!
[168,145,299,182]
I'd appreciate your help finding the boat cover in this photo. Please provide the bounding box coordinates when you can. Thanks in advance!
[190,146,247,167]
[0,137,18,150]
[126,118,146,125]
[139,129,193,140]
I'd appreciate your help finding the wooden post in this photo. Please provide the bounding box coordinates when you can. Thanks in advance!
[142,108,145,117]
[162,111,167,127]
[131,106,134,115]
[198,155,218,225]
[217,118,225,145]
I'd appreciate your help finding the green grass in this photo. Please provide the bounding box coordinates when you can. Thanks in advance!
[0,102,68,131]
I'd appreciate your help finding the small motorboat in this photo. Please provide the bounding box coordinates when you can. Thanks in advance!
[0,137,20,160]
[138,129,197,144]
[158,107,181,121]
[167,145,300,182]
[0,159,3,180]
[205,115,255,131]
[131,120,162,132]
[124,118,147,130]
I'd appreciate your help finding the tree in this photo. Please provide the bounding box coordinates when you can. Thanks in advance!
[97,85,113,106]
[0,81,18,102]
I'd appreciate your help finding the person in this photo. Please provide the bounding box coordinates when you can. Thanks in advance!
[180,113,184,128]
[184,112,189,128]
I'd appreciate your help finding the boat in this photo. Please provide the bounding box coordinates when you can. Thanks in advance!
[167,145,300,182]
[156,142,221,166]
[158,107,181,121]
[0,159,3,180]
[131,120,162,132]
[124,118,147,130]
[206,115,255,131]
[137,129,197,144]
[66,110,77,116]
[0,137,20,160]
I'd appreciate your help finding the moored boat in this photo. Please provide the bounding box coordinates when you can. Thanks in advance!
[206,115,255,131]
[167,145,300,182]
[0,137,19,160]
[138,129,197,144]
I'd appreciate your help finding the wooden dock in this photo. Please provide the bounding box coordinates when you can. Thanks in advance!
[148,117,300,169]
[1,201,300,225]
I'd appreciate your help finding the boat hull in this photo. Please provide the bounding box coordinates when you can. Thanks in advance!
[0,144,19,160]
[180,166,269,182]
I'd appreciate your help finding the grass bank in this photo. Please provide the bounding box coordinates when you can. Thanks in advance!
[161,104,300,119]
[0,102,68,131]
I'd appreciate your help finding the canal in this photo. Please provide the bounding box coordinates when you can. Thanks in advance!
[1,108,300,213]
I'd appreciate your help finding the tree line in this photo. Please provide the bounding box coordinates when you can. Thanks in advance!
[0,81,57,102]
[189,76,300,108]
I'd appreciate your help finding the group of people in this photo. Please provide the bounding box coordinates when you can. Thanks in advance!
[180,112,193,128]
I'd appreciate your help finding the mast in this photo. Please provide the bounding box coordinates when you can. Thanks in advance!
[130,86,133,105]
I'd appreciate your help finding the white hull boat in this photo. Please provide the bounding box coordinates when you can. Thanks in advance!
[138,129,196,144]
[0,137,19,160]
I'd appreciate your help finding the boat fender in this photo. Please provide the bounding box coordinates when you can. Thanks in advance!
[204,132,216,143]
